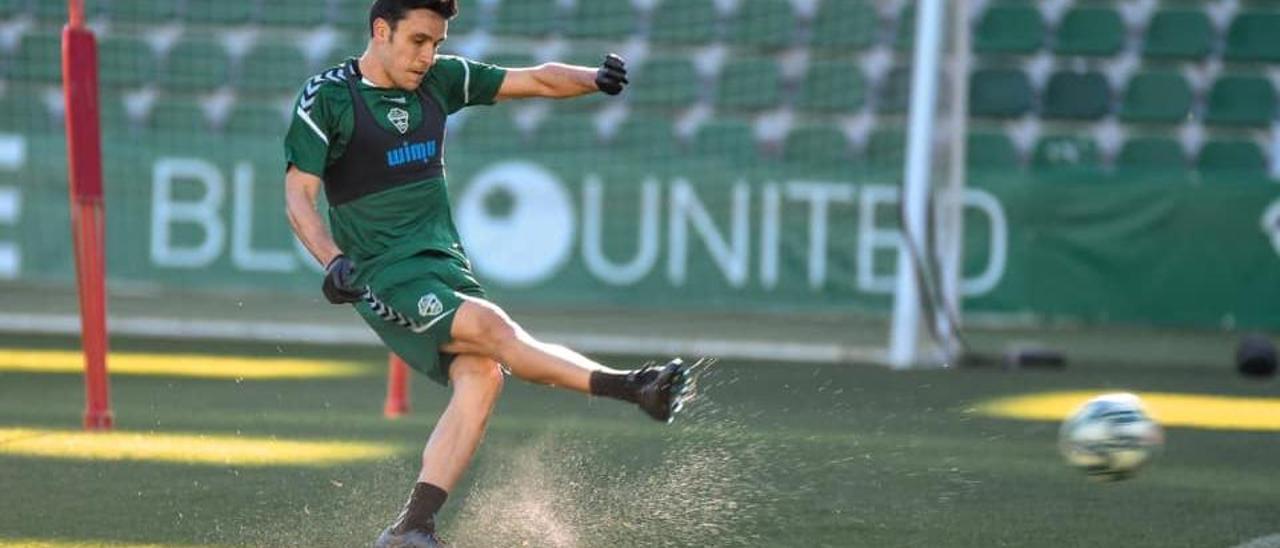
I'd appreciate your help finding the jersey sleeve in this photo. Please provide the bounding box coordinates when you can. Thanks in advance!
[429,55,507,114]
[283,78,337,176]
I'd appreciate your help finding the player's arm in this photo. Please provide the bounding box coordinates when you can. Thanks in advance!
[284,166,362,304]
[495,54,628,101]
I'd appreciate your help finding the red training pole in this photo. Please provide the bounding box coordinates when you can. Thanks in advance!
[384,353,411,418]
[62,0,113,430]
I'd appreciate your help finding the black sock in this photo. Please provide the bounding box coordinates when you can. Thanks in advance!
[391,482,448,535]
[590,370,638,403]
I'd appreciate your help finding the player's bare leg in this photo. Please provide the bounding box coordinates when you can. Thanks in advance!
[444,296,696,422]
[376,355,503,548]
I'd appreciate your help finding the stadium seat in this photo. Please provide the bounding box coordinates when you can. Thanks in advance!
[533,113,601,153]
[183,0,252,26]
[810,0,877,52]
[32,1,69,23]
[876,66,913,114]
[1054,7,1124,57]
[968,132,1021,171]
[333,0,373,34]
[12,33,63,84]
[1143,9,1212,60]
[159,40,231,91]
[565,0,636,40]
[726,0,796,51]
[108,0,179,23]
[716,59,781,111]
[692,119,758,165]
[797,61,867,113]
[611,117,679,158]
[1198,139,1267,174]
[1119,72,1192,124]
[0,86,55,132]
[98,36,157,89]
[969,68,1032,118]
[258,0,328,28]
[453,109,525,152]
[650,0,718,45]
[147,97,210,133]
[866,128,906,171]
[97,92,132,131]
[1117,137,1188,178]
[1033,135,1101,174]
[1225,11,1280,62]
[225,99,291,136]
[239,44,312,94]
[974,3,1043,54]
[783,125,851,167]
[629,57,700,109]
[1042,71,1110,120]
[1204,75,1276,127]
[0,0,25,20]
[492,0,560,37]
[894,4,916,51]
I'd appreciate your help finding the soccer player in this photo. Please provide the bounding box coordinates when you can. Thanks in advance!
[282,1,695,546]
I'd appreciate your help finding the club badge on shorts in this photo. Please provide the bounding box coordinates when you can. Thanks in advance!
[388,107,410,134]
[418,293,443,317]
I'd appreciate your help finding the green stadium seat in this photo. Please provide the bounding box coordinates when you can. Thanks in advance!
[98,36,156,89]
[0,0,26,19]
[108,0,179,23]
[533,113,601,152]
[1225,12,1280,62]
[0,86,56,132]
[334,0,373,35]
[894,4,916,51]
[866,128,906,171]
[239,44,312,94]
[797,61,866,113]
[650,0,718,45]
[1198,140,1267,178]
[1117,137,1187,177]
[974,4,1043,54]
[12,33,63,84]
[967,132,1021,171]
[1204,75,1276,127]
[147,97,210,133]
[1032,135,1101,174]
[716,59,781,111]
[726,0,795,51]
[565,0,636,40]
[630,57,700,109]
[611,117,678,158]
[33,1,68,23]
[783,125,851,167]
[969,68,1032,118]
[876,66,913,114]
[258,0,329,28]
[183,0,252,26]
[226,99,291,136]
[159,40,231,91]
[1042,71,1110,120]
[692,119,757,165]
[493,0,560,37]
[810,0,877,52]
[97,92,132,131]
[1054,7,1124,57]
[453,109,525,152]
[1120,72,1192,124]
[1143,10,1212,60]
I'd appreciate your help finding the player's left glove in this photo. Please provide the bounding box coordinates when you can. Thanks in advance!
[322,254,365,305]
[595,53,629,95]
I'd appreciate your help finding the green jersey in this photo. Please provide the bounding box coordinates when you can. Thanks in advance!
[283,55,506,283]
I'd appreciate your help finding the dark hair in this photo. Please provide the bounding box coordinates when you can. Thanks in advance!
[368,0,458,37]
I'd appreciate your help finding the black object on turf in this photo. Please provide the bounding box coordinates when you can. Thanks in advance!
[322,254,364,304]
[633,358,695,423]
[1236,333,1277,378]
[595,53,629,95]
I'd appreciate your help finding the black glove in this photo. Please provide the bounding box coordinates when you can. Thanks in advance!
[595,53,629,95]
[322,255,364,304]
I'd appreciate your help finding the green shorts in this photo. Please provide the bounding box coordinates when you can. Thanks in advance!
[353,251,485,386]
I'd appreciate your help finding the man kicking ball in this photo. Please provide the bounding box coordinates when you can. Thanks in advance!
[282,1,695,546]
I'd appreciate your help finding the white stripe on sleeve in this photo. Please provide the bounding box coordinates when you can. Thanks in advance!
[295,106,329,145]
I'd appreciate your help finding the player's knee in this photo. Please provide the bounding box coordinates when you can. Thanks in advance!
[451,357,505,396]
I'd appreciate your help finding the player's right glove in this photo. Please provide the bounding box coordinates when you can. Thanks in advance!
[322,254,364,304]
[595,53,629,95]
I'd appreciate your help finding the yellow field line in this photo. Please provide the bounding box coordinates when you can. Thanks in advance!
[973,390,1280,431]
[0,349,370,379]
[0,428,398,466]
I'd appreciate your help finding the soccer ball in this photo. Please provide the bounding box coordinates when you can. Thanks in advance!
[1058,393,1164,481]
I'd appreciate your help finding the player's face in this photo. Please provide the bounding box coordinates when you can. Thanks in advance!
[374,9,448,90]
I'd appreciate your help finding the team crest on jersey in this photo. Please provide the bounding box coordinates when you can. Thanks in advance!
[388,107,410,134]
[418,293,443,317]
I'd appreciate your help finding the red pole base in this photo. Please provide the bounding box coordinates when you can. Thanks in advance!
[83,409,113,430]
[384,353,411,418]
